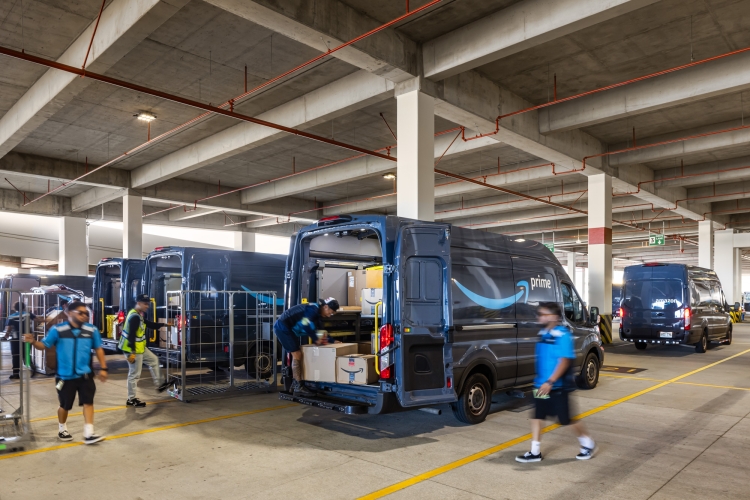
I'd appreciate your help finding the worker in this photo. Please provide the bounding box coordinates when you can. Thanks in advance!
[23,300,107,444]
[2,302,36,379]
[274,297,339,397]
[119,294,172,407]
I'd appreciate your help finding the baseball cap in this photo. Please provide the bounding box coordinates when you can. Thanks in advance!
[136,294,151,304]
[320,297,340,311]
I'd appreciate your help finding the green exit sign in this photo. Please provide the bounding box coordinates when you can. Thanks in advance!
[648,234,665,246]
[543,243,555,252]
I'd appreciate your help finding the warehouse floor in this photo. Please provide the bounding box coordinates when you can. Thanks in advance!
[2,323,750,500]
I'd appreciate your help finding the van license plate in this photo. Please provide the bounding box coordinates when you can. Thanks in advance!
[659,332,672,338]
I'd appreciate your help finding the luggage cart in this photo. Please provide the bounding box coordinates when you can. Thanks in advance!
[0,289,31,454]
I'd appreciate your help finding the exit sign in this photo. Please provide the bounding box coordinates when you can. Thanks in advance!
[648,234,665,246]
[543,243,555,252]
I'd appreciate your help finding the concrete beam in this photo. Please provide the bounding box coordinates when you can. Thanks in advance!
[0,153,129,188]
[539,51,750,134]
[130,70,393,188]
[423,0,658,81]
[204,0,418,83]
[169,207,222,221]
[0,0,188,158]
[71,187,133,212]
[652,155,750,189]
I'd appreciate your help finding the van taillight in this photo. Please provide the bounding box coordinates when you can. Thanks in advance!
[379,324,394,379]
[684,308,691,328]
[117,310,125,324]
[618,307,624,318]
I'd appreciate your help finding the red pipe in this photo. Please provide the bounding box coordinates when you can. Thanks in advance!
[462,44,750,142]
[614,160,750,197]
[81,0,106,74]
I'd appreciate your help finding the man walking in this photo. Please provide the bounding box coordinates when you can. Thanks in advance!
[24,300,107,444]
[119,294,172,407]
[2,302,35,379]
[516,302,596,463]
[274,297,339,397]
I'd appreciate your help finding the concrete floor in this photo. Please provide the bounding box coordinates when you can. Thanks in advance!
[2,324,750,500]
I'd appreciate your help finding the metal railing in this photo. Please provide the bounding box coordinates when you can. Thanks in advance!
[21,291,73,375]
[0,289,30,453]
[155,290,278,402]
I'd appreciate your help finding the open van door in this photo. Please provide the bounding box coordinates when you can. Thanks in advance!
[393,223,456,407]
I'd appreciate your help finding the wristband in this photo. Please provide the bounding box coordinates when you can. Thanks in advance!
[545,379,554,385]
[100,368,108,371]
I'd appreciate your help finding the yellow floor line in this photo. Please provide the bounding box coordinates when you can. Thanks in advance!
[601,373,750,392]
[0,403,297,461]
[358,347,750,500]
[30,398,177,423]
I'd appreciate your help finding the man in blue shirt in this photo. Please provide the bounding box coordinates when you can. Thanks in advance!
[274,297,339,397]
[24,300,108,445]
[516,302,596,463]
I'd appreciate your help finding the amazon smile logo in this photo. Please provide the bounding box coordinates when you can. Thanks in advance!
[452,279,529,310]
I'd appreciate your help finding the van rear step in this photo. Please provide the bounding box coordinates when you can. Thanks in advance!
[279,392,369,414]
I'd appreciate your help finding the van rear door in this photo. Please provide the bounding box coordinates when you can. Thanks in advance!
[394,223,456,407]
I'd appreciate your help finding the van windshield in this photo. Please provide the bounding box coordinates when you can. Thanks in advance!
[622,279,684,311]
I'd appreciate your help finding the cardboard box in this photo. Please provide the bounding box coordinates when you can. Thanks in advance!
[336,354,377,385]
[347,270,366,307]
[302,343,358,382]
[361,288,383,316]
[366,267,383,288]
[357,341,372,354]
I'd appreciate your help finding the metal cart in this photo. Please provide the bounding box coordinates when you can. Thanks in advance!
[0,289,31,454]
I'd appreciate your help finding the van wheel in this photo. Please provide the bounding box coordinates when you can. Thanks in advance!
[695,330,708,353]
[451,373,491,425]
[576,352,600,390]
[724,326,733,345]
[635,342,647,350]
[245,345,274,380]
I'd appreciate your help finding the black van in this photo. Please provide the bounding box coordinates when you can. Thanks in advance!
[279,215,604,424]
[619,263,732,352]
[142,247,286,377]
[92,258,146,351]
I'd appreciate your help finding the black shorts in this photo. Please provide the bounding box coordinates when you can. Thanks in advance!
[534,389,572,425]
[56,375,96,410]
[275,327,301,353]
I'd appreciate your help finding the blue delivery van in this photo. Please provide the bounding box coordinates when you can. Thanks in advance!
[619,263,732,352]
[142,247,286,377]
[92,258,146,351]
[279,215,604,424]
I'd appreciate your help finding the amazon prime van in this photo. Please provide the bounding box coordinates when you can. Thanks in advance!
[92,258,146,351]
[279,215,604,424]
[619,263,733,352]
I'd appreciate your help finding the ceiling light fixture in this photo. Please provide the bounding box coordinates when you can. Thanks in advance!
[135,112,156,122]
[383,173,396,180]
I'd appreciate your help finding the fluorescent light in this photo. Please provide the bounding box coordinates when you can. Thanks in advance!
[136,112,156,122]
[383,173,396,180]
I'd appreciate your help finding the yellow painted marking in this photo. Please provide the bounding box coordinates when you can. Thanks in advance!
[30,398,176,423]
[601,373,750,392]
[0,403,296,461]
[358,348,750,499]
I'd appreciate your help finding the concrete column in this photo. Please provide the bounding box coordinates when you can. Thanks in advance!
[714,229,736,303]
[734,249,742,305]
[58,217,88,276]
[588,173,613,342]
[566,252,576,281]
[698,220,714,269]
[233,232,257,252]
[123,195,143,259]
[396,88,434,221]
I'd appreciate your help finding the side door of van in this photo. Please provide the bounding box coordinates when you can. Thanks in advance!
[394,223,456,407]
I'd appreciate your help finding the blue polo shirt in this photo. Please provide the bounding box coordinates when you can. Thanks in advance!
[534,325,575,389]
[41,321,102,380]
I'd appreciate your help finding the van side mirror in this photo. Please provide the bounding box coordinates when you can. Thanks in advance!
[589,306,599,323]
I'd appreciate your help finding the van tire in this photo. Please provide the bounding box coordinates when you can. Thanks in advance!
[635,342,647,350]
[724,325,733,345]
[695,330,708,353]
[576,352,600,390]
[451,373,491,425]
[245,344,274,380]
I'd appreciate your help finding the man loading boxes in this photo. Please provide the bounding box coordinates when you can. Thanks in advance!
[274,297,340,397]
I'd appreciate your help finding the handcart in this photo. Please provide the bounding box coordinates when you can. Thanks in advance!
[0,289,31,454]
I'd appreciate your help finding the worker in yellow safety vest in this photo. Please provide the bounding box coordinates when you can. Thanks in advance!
[119,294,172,407]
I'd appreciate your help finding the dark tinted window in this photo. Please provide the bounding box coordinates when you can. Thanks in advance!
[403,257,444,327]
[452,264,516,323]
[623,280,684,310]
[694,280,712,307]
[561,283,585,325]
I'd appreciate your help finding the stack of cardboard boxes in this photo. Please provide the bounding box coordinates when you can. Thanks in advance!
[347,266,383,316]
[302,342,378,386]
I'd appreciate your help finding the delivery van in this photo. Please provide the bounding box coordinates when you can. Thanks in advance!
[92,258,145,351]
[619,263,732,352]
[142,247,286,377]
[279,215,604,424]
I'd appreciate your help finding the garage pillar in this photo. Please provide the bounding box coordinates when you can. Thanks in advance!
[233,232,256,252]
[714,229,739,304]
[588,174,613,343]
[566,252,576,281]
[698,220,714,269]
[396,86,434,221]
[123,195,143,259]
[59,217,88,276]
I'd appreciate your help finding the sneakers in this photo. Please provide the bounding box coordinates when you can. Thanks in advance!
[156,377,174,393]
[576,445,596,460]
[291,380,315,397]
[515,451,543,463]
[126,398,146,408]
[8,373,19,380]
[58,430,73,441]
[83,434,105,445]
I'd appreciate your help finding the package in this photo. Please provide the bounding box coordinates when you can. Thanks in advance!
[357,341,372,354]
[336,354,377,385]
[366,267,383,288]
[347,270,366,307]
[361,288,383,316]
[302,343,358,382]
